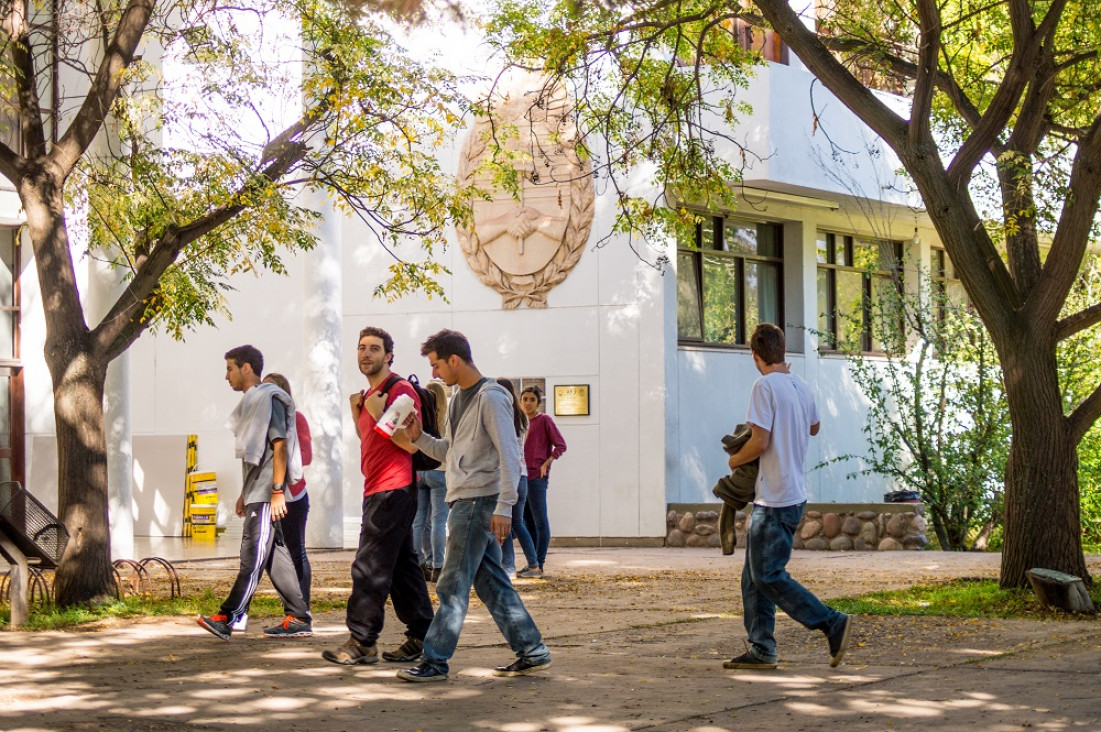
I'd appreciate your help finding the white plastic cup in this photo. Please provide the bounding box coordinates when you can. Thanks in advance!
[374,393,415,438]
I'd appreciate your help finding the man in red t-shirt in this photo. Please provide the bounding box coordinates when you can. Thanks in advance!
[322,327,434,666]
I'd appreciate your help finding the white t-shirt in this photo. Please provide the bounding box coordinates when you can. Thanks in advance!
[746,371,820,507]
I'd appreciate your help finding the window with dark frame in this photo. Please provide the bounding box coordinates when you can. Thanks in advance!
[677,214,784,347]
[932,248,967,312]
[816,232,903,353]
[0,227,22,486]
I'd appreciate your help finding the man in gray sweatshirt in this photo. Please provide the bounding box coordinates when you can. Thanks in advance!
[395,329,551,682]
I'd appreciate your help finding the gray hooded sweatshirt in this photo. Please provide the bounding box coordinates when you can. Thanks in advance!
[413,379,520,518]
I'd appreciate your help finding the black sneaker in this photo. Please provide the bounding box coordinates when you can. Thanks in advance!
[493,656,552,677]
[429,567,442,582]
[382,637,424,662]
[827,613,852,667]
[322,636,379,665]
[197,614,232,641]
[723,652,777,670]
[263,615,313,638]
[397,662,448,682]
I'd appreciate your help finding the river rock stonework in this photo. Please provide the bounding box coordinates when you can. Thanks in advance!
[665,504,926,551]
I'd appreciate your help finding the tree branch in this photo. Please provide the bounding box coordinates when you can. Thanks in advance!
[92,123,313,361]
[4,0,47,163]
[49,0,155,175]
[750,0,909,149]
[909,0,941,145]
[946,1,1066,183]
[1056,302,1101,342]
[1030,109,1101,328]
[1070,380,1101,444]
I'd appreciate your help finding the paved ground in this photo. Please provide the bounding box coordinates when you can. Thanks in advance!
[2,548,1100,732]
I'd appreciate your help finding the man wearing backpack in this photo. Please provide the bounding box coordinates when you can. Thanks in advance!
[322,327,434,666]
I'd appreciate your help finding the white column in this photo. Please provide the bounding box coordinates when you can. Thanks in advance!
[302,190,344,548]
[88,258,135,560]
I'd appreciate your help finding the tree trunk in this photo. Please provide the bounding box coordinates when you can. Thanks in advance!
[20,171,116,607]
[48,346,114,606]
[999,343,1089,589]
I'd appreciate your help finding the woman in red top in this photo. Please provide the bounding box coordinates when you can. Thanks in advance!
[263,373,313,608]
[519,386,566,577]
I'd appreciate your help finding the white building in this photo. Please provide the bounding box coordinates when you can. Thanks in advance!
[3,16,945,555]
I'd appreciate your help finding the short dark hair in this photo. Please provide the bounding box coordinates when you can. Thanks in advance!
[263,372,292,398]
[225,345,264,376]
[749,323,785,365]
[420,329,473,363]
[359,326,395,365]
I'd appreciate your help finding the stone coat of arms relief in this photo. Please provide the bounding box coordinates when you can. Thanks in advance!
[456,80,594,309]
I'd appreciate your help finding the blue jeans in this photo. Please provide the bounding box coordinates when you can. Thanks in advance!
[526,477,551,568]
[502,476,538,573]
[420,495,550,675]
[741,502,844,663]
[412,470,449,568]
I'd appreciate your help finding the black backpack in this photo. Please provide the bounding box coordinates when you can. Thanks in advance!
[381,373,442,472]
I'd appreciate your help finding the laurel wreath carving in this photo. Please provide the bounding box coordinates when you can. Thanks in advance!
[456,110,595,309]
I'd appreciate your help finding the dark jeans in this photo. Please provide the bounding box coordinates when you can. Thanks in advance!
[220,502,309,624]
[502,476,537,572]
[421,495,549,675]
[346,486,434,645]
[282,493,311,607]
[526,477,551,568]
[741,502,844,662]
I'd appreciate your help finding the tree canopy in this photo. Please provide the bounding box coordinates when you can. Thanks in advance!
[486,0,1101,586]
[0,0,473,605]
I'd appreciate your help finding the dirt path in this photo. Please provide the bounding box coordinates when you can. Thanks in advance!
[2,548,1099,731]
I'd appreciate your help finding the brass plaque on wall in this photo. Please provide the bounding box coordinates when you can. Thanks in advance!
[553,384,590,416]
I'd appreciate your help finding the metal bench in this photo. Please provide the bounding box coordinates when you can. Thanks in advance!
[0,481,69,628]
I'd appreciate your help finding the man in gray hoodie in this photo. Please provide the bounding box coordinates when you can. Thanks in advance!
[395,329,551,682]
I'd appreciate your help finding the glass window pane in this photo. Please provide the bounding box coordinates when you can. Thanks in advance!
[871,275,901,352]
[702,254,740,344]
[836,237,850,267]
[816,233,830,264]
[0,230,13,309]
[852,239,879,270]
[0,373,9,449]
[836,270,864,351]
[0,312,13,359]
[677,252,703,340]
[723,222,757,255]
[817,269,832,347]
[756,223,782,258]
[746,262,781,335]
[701,218,717,251]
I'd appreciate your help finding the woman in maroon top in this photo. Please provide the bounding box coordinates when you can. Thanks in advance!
[519,386,567,577]
[263,373,313,608]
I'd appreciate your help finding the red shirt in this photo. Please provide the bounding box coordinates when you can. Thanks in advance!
[288,412,312,499]
[358,379,421,497]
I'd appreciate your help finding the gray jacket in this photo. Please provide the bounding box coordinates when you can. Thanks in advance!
[413,379,520,517]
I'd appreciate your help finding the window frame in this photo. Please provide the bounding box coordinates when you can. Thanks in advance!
[817,232,903,354]
[677,214,784,348]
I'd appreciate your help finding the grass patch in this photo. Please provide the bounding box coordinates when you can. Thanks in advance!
[831,577,1101,620]
[0,591,349,631]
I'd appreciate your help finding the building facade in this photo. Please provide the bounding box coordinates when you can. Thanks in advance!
[6,18,945,554]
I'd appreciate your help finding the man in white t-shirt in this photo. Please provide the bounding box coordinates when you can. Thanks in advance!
[724,323,852,670]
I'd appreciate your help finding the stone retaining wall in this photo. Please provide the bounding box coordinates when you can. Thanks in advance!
[666,503,928,551]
